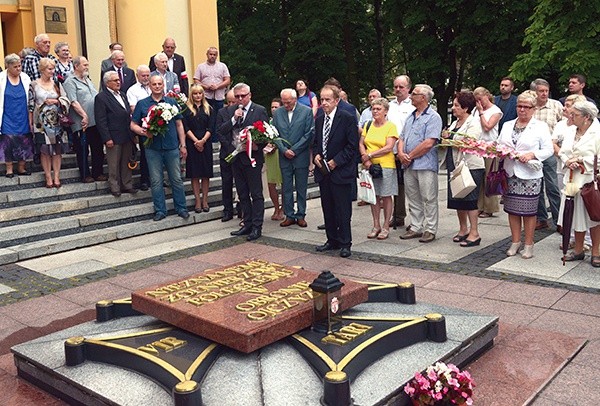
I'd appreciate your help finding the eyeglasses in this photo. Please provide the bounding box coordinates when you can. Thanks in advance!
[570,112,583,118]
[411,93,425,97]
[109,79,121,82]
[516,105,533,110]
[234,93,249,99]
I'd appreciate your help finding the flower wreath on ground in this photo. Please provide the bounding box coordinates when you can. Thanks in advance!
[404,362,474,406]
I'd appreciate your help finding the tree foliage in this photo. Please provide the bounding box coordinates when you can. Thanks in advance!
[218,0,580,120]
[510,0,600,100]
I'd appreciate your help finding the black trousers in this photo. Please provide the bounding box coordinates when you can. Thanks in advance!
[319,177,352,248]
[220,157,235,215]
[73,126,104,180]
[233,160,264,229]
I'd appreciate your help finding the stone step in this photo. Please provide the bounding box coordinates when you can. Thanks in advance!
[0,185,321,265]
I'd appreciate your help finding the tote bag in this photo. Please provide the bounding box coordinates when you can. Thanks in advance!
[450,160,476,199]
[357,169,377,205]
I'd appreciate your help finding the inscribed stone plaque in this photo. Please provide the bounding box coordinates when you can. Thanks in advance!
[131,259,368,353]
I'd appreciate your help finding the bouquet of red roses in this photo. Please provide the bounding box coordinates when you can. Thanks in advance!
[141,102,180,146]
[225,120,288,166]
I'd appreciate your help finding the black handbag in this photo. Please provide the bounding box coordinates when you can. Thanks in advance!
[369,163,383,179]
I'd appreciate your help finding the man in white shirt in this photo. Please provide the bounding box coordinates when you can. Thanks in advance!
[126,65,153,191]
[387,75,416,228]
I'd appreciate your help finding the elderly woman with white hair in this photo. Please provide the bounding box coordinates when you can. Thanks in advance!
[497,92,554,259]
[558,101,600,267]
[0,54,33,177]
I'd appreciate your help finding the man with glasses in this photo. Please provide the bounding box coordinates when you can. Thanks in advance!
[218,83,269,241]
[397,84,442,243]
[387,75,416,228]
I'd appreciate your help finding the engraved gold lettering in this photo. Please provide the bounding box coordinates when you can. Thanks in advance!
[137,344,159,355]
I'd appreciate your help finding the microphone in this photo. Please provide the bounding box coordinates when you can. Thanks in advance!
[237,105,244,124]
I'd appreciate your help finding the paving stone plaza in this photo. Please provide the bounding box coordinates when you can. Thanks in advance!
[1,166,600,405]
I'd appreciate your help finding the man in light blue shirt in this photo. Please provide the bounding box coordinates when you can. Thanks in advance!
[397,84,442,243]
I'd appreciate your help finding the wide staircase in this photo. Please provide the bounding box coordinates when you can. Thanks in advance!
[0,149,321,266]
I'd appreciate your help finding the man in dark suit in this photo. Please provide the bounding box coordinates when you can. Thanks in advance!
[272,88,314,227]
[100,50,136,93]
[218,83,269,241]
[216,90,237,222]
[100,42,128,73]
[94,71,137,197]
[313,85,359,258]
[148,38,189,95]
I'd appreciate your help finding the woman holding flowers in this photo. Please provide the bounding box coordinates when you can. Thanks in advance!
[557,101,600,267]
[184,84,215,212]
[497,92,553,259]
[473,86,503,219]
[28,57,69,188]
[441,91,485,247]
[359,97,398,240]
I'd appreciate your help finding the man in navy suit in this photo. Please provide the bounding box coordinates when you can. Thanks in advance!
[148,38,189,95]
[272,88,314,227]
[94,71,136,197]
[218,83,269,241]
[313,85,359,258]
[100,50,136,93]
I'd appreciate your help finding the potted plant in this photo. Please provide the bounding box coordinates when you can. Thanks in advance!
[404,362,474,405]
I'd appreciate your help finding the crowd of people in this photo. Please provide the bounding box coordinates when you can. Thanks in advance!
[1,33,599,264]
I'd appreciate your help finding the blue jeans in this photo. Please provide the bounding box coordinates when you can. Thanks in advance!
[536,155,561,225]
[145,148,187,215]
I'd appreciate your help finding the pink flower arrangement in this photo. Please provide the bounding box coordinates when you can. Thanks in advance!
[439,132,520,160]
[404,362,474,405]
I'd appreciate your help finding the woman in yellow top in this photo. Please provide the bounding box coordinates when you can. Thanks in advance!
[359,98,399,240]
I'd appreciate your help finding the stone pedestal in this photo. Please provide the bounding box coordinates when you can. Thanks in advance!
[131,260,369,353]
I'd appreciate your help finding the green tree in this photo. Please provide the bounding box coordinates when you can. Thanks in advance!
[510,0,600,100]
[385,0,533,124]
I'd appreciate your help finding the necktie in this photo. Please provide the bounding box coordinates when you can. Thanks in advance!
[117,67,124,84]
[322,115,331,159]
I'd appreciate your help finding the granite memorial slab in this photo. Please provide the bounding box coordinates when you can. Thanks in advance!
[131,259,369,353]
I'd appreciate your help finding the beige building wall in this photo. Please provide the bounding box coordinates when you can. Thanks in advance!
[0,0,219,83]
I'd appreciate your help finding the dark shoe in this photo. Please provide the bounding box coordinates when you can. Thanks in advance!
[452,234,468,243]
[246,228,262,241]
[53,182,61,189]
[195,207,203,213]
[280,218,296,227]
[556,225,563,234]
[460,237,481,247]
[153,212,166,221]
[178,211,190,219]
[297,218,307,228]
[203,206,210,213]
[140,183,149,191]
[221,213,234,222]
[317,223,326,230]
[535,220,549,230]
[95,175,108,181]
[400,229,423,240]
[563,251,585,262]
[340,247,351,258]
[83,176,95,183]
[17,171,31,176]
[111,191,121,197]
[419,231,436,243]
[231,226,252,236]
[315,242,339,252]
[478,212,494,218]
[122,188,138,194]
[591,256,600,268]
[390,218,405,228]
[5,173,14,178]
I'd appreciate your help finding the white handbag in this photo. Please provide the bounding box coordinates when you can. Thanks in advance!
[450,160,476,199]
